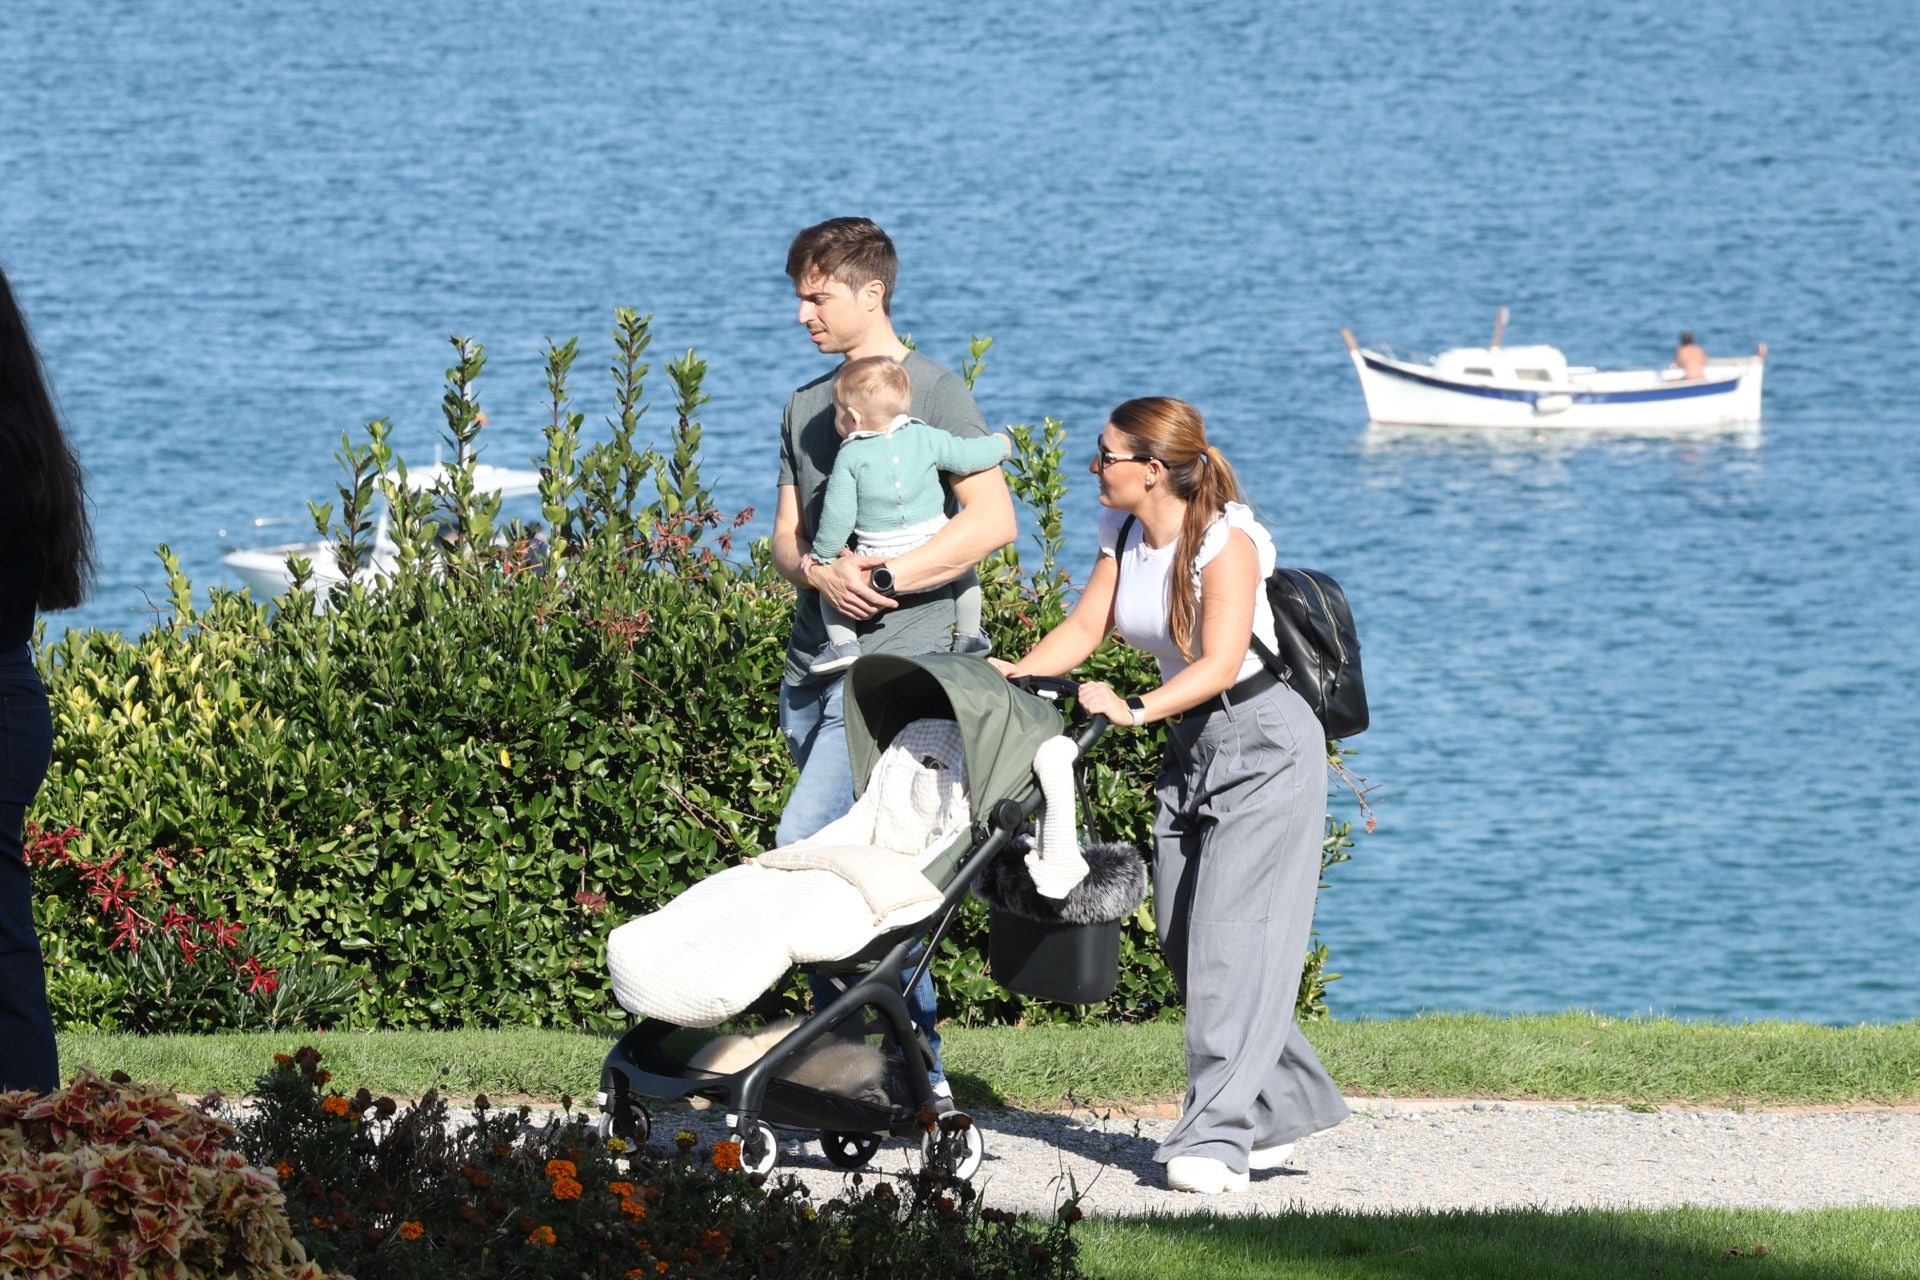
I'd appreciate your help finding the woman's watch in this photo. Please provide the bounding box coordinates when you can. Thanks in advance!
[868,564,898,598]
[1125,695,1148,728]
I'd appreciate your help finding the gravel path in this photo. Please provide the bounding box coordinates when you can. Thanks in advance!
[666,1098,1920,1217]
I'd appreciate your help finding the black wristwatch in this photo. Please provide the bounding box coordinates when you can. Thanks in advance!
[869,565,898,598]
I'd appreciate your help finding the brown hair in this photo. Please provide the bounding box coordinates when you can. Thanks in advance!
[1109,396,1243,661]
[832,356,912,421]
[786,217,898,315]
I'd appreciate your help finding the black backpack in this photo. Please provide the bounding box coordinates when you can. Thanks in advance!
[1118,515,1369,740]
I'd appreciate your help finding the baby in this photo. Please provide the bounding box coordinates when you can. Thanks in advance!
[808,356,1011,675]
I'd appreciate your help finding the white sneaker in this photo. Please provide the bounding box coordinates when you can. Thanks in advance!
[1165,1155,1249,1194]
[1247,1141,1295,1171]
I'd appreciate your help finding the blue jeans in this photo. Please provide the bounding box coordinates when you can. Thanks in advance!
[778,676,945,1085]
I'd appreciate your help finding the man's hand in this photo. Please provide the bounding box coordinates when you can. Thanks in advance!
[810,553,896,621]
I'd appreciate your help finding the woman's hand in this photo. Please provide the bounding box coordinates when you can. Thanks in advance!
[1076,680,1133,725]
[987,657,1019,678]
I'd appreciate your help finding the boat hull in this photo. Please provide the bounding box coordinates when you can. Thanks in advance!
[1349,349,1764,430]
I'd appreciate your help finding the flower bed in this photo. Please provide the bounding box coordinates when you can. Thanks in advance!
[2,1048,1086,1278]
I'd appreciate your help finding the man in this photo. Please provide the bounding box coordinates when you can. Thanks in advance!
[1675,331,1708,380]
[769,217,1016,1103]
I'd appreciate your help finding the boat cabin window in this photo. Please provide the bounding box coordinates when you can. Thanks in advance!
[1464,367,1494,377]
[1515,369,1550,381]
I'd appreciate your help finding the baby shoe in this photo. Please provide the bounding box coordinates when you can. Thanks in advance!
[1165,1155,1249,1194]
[951,632,992,657]
[810,641,863,675]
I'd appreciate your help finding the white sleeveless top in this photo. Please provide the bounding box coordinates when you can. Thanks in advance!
[1098,501,1278,683]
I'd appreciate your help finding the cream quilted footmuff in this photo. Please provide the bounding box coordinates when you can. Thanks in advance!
[605,720,970,1027]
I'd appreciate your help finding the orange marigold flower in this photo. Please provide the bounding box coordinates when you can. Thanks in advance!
[709,1140,741,1172]
[274,1161,294,1180]
[527,1224,557,1247]
[550,1177,583,1201]
[459,1164,491,1189]
[608,1181,636,1198]
[320,1095,350,1117]
[619,1198,648,1220]
[544,1158,577,1181]
[398,1221,425,1242]
[317,1069,332,1083]
[627,1270,650,1279]
[273,1053,293,1066]
[656,1264,670,1275]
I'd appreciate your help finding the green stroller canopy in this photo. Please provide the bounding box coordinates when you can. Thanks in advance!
[842,654,1066,821]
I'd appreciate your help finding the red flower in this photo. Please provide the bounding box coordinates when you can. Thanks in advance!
[203,919,244,949]
[241,955,279,995]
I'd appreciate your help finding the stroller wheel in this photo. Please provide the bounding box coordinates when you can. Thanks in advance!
[820,1131,883,1170]
[921,1113,985,1181]
[730,1121,780,1177]
[596,1093,650,1147]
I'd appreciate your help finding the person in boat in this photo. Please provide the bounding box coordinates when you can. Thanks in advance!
[1674,332,1708,380]
[1,263,96,1092]
[990,398,1349,1194]
[770,216,1016,1109]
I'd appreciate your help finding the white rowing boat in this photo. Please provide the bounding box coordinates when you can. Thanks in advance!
[1341,320,1766,431]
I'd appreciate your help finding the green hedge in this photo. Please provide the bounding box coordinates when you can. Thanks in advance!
[29,315,1357,1034]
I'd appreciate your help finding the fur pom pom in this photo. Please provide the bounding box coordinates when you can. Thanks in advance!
[975,840,1147,925]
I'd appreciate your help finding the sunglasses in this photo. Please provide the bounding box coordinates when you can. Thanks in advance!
[1091,445,1156,471]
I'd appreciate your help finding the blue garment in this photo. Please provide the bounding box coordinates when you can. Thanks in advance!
[777,675,945,1084]
[1,644,58,1092]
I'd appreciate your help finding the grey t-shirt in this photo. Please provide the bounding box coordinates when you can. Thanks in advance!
[778,350,990,685]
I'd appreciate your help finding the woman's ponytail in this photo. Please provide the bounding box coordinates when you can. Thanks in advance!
[1109,399,1245,660]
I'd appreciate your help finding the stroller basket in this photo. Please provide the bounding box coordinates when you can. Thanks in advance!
[989,910,1123,1004]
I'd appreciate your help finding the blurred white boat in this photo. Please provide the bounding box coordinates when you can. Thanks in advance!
[221,462,544,600]
[1342,321,1766,431]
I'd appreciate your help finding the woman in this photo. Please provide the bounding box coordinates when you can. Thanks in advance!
[1,263,94,1092]
[993,397,1347,1194]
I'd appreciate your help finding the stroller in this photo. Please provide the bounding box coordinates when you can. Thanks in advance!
[595,653,1119,1181]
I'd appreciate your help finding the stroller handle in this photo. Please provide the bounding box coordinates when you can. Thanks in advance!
[1009,675,1109,754]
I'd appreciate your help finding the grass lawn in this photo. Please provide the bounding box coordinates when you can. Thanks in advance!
[1078,1206,1920,1280]
[45,1016,1920,1278]
[58,1011,1920,1111]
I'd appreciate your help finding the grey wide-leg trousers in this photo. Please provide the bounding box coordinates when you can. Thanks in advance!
[1151,681,1350,1171]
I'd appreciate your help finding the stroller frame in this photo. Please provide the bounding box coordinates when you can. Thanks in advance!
[595,658,1106,1180]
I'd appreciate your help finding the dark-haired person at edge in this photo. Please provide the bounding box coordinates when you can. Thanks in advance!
[0,264,95,1092]
[770,218,1015,1108]
[990,398,1347,1194]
